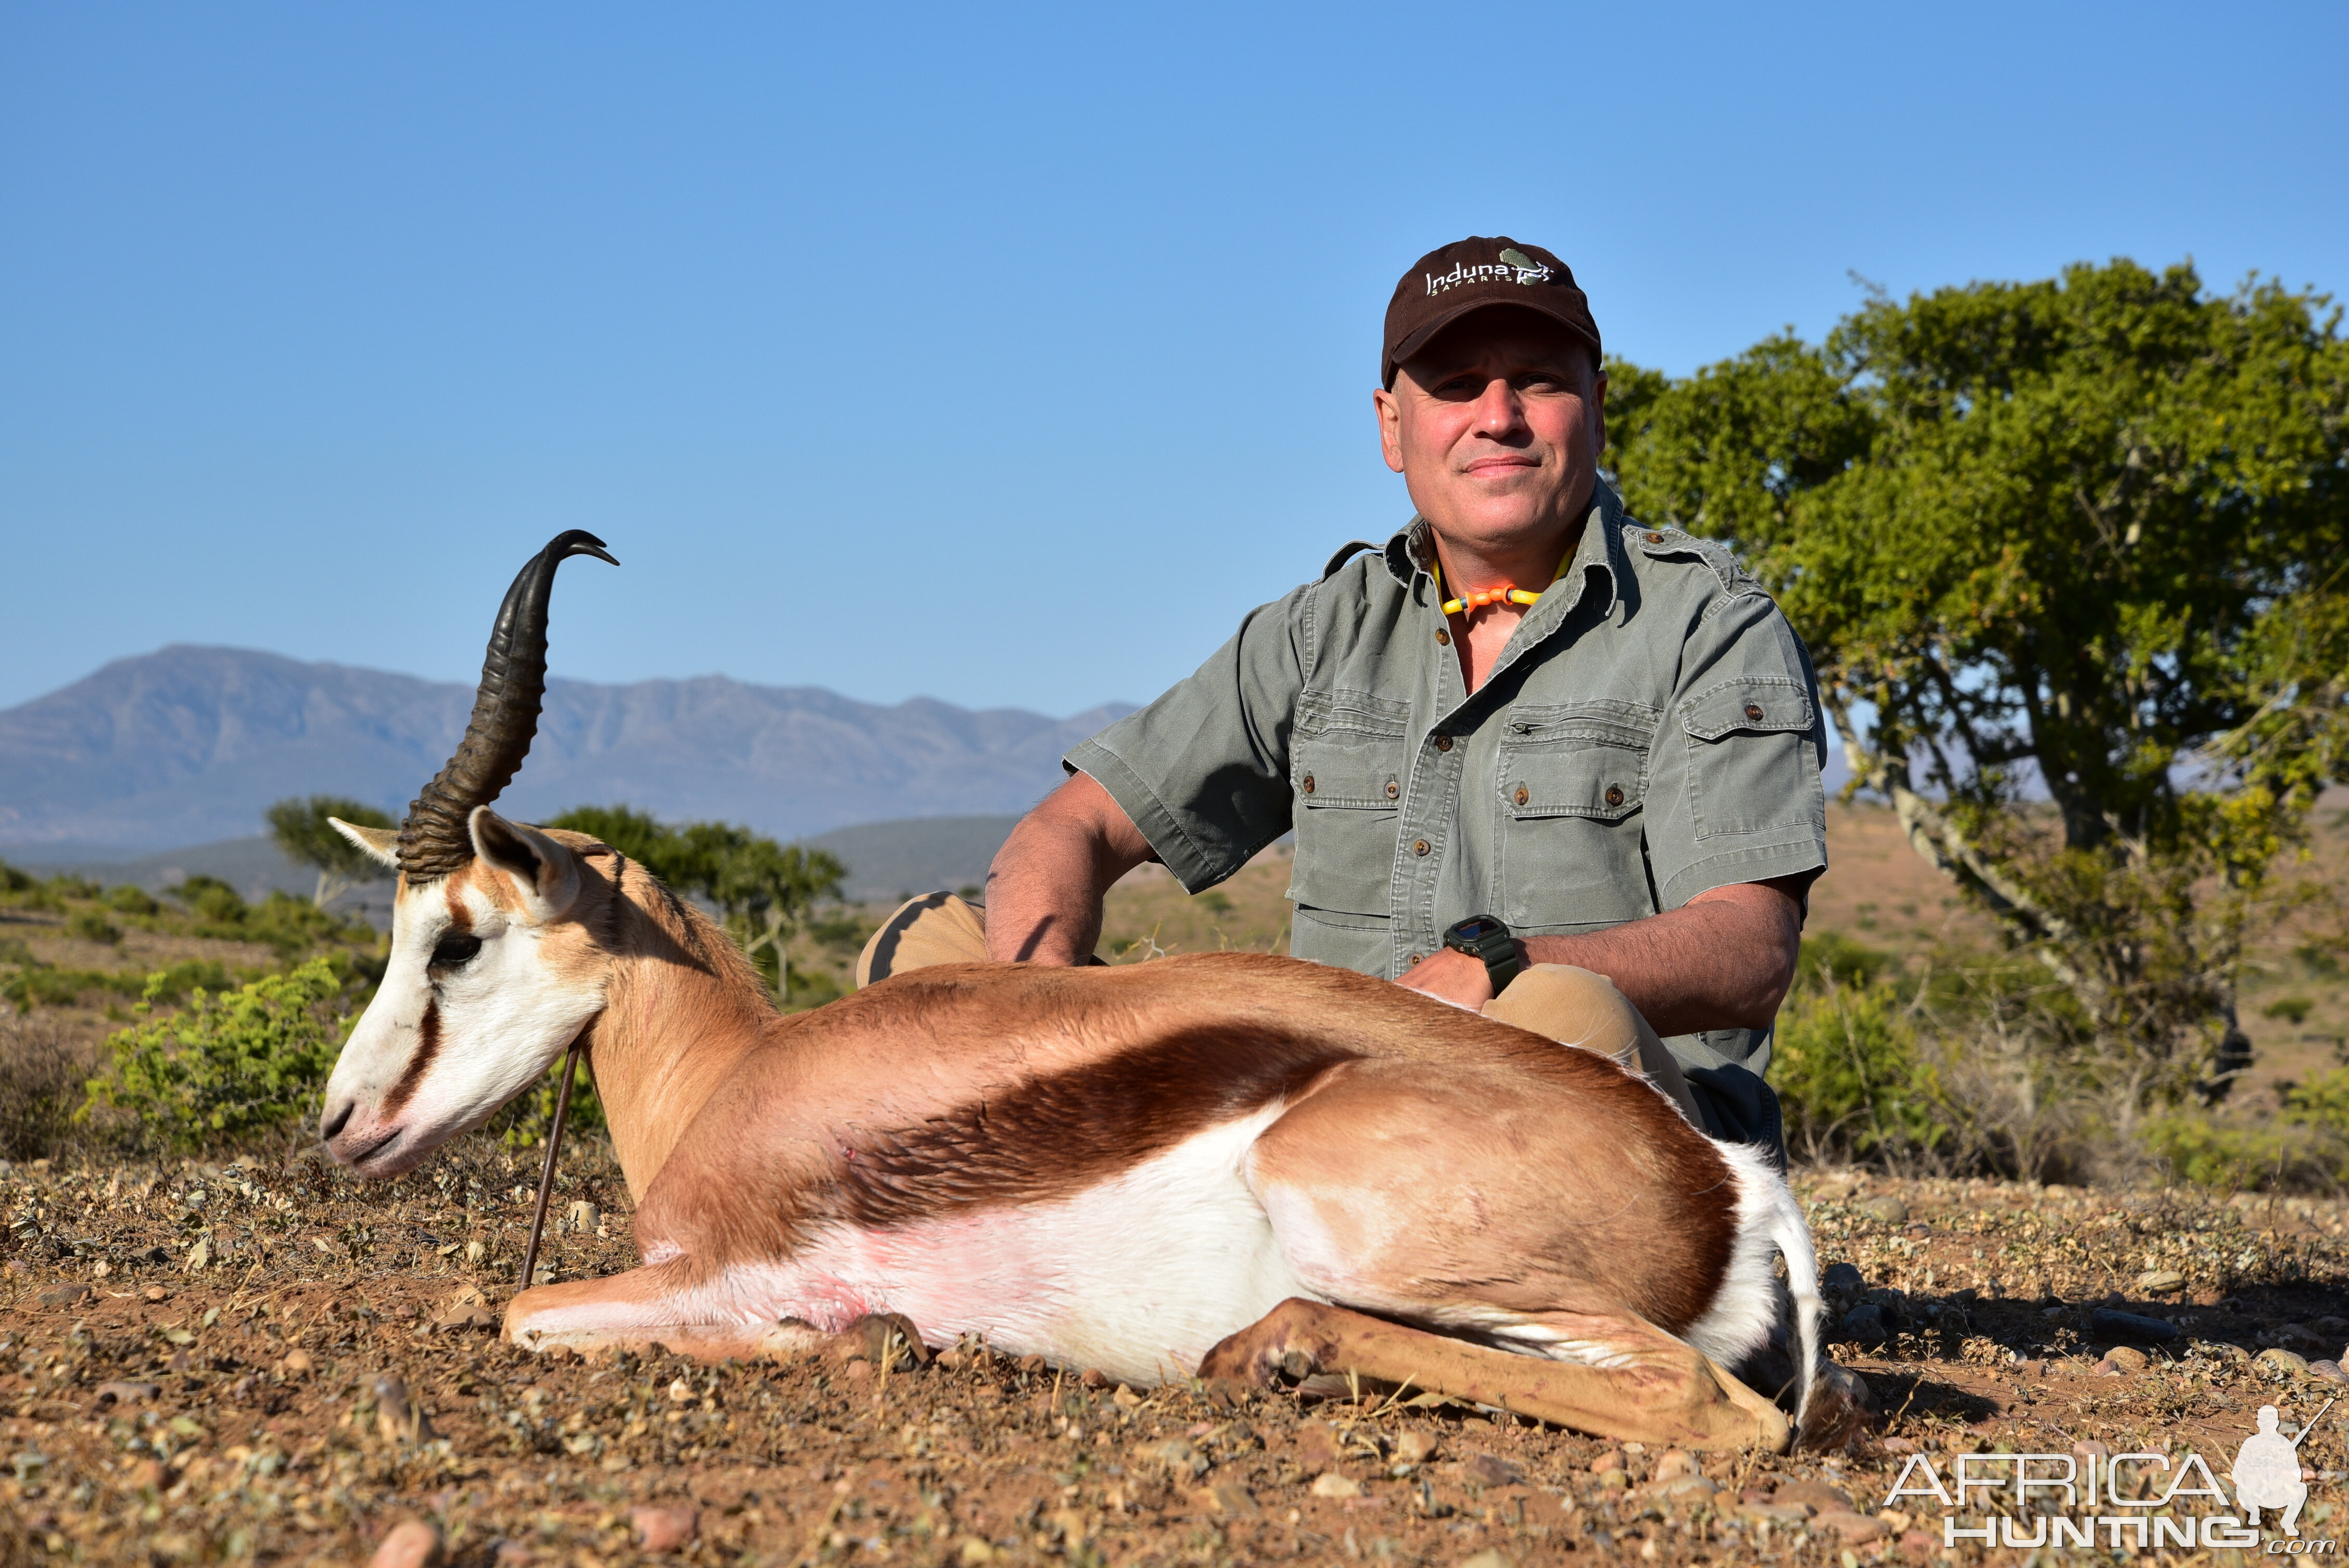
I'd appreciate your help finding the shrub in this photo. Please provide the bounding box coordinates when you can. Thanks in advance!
[82,958,349,1153]
[0,1014,97,1159]
[1797,931,1895,989]
[1772,975,1948,1162]
[490,1058,607,1149]
[107,886,160,916]
[65,910,122,946]
[0,861,31,894]
[172,875,248,926]
[2265,996,2316,1025]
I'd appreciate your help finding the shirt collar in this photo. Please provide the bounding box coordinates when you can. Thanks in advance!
[1380,477,1627,621]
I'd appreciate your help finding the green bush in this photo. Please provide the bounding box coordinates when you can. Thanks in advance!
[2264,995,2316,1025]
[2144,1068,2349,1190]
[490,1057,607,1149]
[3,966,145,1011]
[82,958,349,1152]
[107,885,160,916]
[65,910,122,946]
[1772,976,1948,1161]
[0,860,31,893]
[1796,931,1895,989]
[173,875,248,925]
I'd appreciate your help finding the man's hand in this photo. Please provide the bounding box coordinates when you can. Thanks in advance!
[1396,944,1519,1010]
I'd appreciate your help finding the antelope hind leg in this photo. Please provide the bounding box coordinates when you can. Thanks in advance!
[1199,1298,1790,1453]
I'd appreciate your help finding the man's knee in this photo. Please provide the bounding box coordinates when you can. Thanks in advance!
[856,892,989,987]
[1484,965,1702,1126]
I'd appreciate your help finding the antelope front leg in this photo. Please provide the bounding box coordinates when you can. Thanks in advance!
[1200,1299,1790,1453]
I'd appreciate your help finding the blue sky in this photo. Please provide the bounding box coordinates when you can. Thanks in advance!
[4,2,2343,717]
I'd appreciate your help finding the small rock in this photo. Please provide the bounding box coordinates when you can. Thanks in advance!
[2134,1269,2187,1295]
[281,1349,313,1375]
[94,1381,159,1405]
[1111,1384,1143,1410]
[957,1541,995,1566]
[1774,1479,1854,1514]
[1148,1439,1206,1478]
[1815,1511,1887,1544]
[1394,1431,1439,1464]
[143,1285,169,1303]
[370,1519,445,1568]
[629,1505,698,1553]
[35,1284,90,1308]
[565,1200,599,1233]
[372,1375,432,1443]
[1840,1303,1891,1347]
[464,1240,486,1265]
[1310,1472,1362,1499]
[2260,1348,2313,1375]
[2279,1323,2334,1356]
[433,1283,497,1331]
[1198,1481,1258,1516]
[2312,1360,2349,1385]
[1293,1421,1343,1472]
[1856,1196,1909,1224]
[1079,1368,1109,1389]
[1461,1453,1524,1487]
[1650,1449,1697,1482]
[2089,1308,2179,1344]
[2105,1345,2150,1372]
[1820,1261,1866,1297]
[1458,1552,1518,1568]
[1587,1448,1624,1475]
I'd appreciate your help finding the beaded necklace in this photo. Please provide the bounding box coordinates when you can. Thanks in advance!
[1430,552,1574,618]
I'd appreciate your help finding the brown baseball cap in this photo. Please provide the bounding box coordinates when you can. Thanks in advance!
[1381,236,1600,388]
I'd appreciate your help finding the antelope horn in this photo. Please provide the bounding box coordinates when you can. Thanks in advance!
[396,529,620,881]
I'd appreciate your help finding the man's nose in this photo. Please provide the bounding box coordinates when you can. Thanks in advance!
[1472,377,1527,435]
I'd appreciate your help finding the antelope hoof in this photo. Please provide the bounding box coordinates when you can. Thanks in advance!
[1794,1361,1873,1452]
[826,1313,930,1373]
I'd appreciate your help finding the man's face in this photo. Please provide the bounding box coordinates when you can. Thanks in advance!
[1374,307,1607,555]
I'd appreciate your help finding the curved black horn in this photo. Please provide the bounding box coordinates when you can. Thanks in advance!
[396,529,619,881]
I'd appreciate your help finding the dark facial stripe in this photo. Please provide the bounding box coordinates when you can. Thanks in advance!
[382,997,441,1117]
[832,1026,1358,1229]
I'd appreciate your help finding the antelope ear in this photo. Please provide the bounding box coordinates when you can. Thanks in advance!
[469,807,582,920]
[329,818,401,871]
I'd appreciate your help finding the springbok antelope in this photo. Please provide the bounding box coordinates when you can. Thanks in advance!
[320,531,1833,1452]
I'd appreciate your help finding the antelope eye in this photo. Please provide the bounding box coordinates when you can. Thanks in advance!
[430,932,484,968]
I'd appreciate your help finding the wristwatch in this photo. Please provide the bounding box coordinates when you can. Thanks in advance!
[1442,914,1523,995]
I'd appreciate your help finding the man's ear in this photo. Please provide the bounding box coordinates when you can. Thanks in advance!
[469,807,582,921]
[1373,385,1406,474]
[329,818,400,871]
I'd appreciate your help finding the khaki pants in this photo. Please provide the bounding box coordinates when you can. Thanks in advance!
[857,893,1704,1126]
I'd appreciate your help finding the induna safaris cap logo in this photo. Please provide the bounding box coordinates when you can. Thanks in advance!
[1887,1399,2337,1552]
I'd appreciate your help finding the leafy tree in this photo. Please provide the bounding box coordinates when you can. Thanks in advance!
[267,795,395,908]
[1608,259,2349,1129]
[543,805,847,1003]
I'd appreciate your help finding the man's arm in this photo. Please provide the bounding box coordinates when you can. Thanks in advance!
[984,772,1157,964]
[1398,874,1807,1033]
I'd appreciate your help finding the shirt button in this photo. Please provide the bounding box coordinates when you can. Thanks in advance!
[1434,734,1454,752]
[1645,530,1664,543]
[1605,785,1625,807]
[1435,629,1450,646]
[1745,702,1765,722]
[1514,785,1530,807]
[1413,839,1431,856]
[1302,774,1316,794]
[1408,953,1423,966]
[1384,779,1399,800]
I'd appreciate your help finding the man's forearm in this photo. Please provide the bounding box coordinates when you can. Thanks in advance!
[983,773,1155,964]
[1518,879,1804,1035]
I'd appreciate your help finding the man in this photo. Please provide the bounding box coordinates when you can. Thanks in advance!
[867,237,1827,1156]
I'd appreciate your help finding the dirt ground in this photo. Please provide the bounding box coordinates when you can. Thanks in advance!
[8,1140,2349,1568]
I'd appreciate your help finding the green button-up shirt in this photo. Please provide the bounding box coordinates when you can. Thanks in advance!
[1065,479,1829,1149]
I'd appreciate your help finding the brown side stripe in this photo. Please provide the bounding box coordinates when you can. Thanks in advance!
[834,1025,1358,1228]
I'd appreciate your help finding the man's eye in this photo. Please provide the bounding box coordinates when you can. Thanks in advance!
[430,933,484,968]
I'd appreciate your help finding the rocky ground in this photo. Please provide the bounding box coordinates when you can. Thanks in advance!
[6,1142,2349,1568]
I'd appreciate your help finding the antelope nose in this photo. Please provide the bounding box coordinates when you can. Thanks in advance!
[321,1100,355,1142]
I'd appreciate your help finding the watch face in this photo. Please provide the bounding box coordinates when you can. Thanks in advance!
[1451,917,1501,943]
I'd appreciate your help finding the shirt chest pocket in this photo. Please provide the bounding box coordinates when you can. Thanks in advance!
[1286,694,1408,919]
[1493,701,1659,931]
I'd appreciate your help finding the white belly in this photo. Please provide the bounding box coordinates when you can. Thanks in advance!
[715,1105,1313,1386]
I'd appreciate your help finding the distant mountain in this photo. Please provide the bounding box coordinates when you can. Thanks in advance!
[0,646,1131,852]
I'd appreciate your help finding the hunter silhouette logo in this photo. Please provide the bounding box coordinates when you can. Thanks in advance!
[2235,1400,2330,1536]
[1497,247,1551,282]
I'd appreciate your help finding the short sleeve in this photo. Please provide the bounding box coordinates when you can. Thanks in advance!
[1640,590,1830,909]
[1063,583,1312,893]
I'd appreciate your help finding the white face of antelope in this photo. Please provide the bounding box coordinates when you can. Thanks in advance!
[319,810,609,1178]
